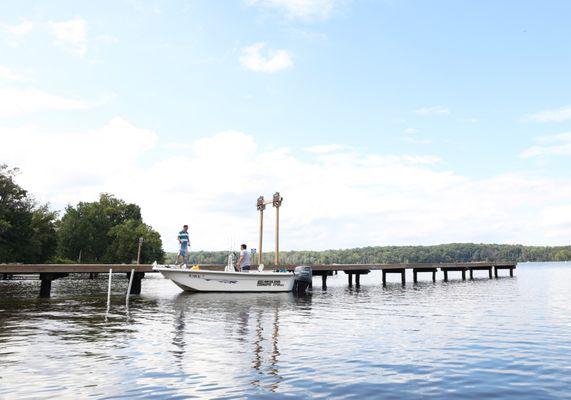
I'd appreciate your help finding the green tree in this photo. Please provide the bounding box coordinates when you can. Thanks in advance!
[0,165,58,263]
[57,193,163,263]
[105,219,164,263]
[29,204,59,263]
[0,165,33,262]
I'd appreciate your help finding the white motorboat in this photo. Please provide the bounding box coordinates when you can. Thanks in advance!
[153,263,314,293]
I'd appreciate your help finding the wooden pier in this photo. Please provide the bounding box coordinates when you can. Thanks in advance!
[297,262,517,287]
[0,261,517,297]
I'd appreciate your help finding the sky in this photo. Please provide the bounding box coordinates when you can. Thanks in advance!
[1,0,571,252]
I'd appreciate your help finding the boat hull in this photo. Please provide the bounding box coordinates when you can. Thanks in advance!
[154,266,295,292]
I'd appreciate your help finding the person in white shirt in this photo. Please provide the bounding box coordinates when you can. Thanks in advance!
[237,244,251,272]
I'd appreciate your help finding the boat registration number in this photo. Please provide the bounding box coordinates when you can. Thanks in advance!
[257,280,284,287]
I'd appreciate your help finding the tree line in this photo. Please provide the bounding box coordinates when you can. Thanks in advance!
[0,164,164,264]
[181,243,571,266]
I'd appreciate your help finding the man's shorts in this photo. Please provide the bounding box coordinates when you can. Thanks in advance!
[242,265,251,272]
[178,247,188,257]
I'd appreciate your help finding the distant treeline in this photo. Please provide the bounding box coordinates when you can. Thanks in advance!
[175,243,571,265]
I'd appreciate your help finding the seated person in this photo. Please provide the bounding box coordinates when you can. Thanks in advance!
[237,244,251,272]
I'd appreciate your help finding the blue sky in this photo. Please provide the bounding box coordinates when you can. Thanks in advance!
[1,0,571,251]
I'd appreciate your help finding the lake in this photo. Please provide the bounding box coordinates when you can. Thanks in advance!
[1,262,570,399]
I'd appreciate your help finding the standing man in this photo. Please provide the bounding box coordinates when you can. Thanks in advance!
[237,244,251,272]
[177,225,190,267]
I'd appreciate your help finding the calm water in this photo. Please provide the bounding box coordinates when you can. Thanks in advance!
[1,262,570,399]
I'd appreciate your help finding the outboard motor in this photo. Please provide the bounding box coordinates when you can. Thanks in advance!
[293,266,312,294]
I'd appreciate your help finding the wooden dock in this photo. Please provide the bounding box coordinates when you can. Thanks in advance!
[0,261,516,297]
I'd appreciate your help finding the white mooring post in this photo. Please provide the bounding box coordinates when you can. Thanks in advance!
[106,268,113,315]
[126,268,135,302]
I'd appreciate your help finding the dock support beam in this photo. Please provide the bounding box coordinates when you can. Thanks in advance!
[382,269,405,286]
[312,270,332,289]
[493,266,515,278]
[344,270,369,288]
[442,268,467,281]
[413,268,437,283]
[39,273,68,298]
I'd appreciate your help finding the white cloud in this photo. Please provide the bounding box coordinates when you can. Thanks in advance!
[458,117,478,123]
[3,124,571,251]
[2,18,89,55]
[48,17,87,56]
[1,20,35,35]
[0,118,157,193]
[520,132,571,158]
[415,106,451,116]
[525,105,571,123]
[239,43,292,73]
[303,144,346,154]
[0,88,88,118]
[403,128,419,135]
[247,0,336,20]
[0,65,25,81]
[402,137,432,145]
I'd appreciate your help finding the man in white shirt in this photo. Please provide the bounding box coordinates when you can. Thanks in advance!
[237,244,251,272]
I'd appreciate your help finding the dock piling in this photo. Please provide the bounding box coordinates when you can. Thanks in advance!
[130,272,144,294]
[38,273,68,298]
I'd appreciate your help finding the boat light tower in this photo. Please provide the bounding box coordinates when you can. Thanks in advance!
[256,192,283,266]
